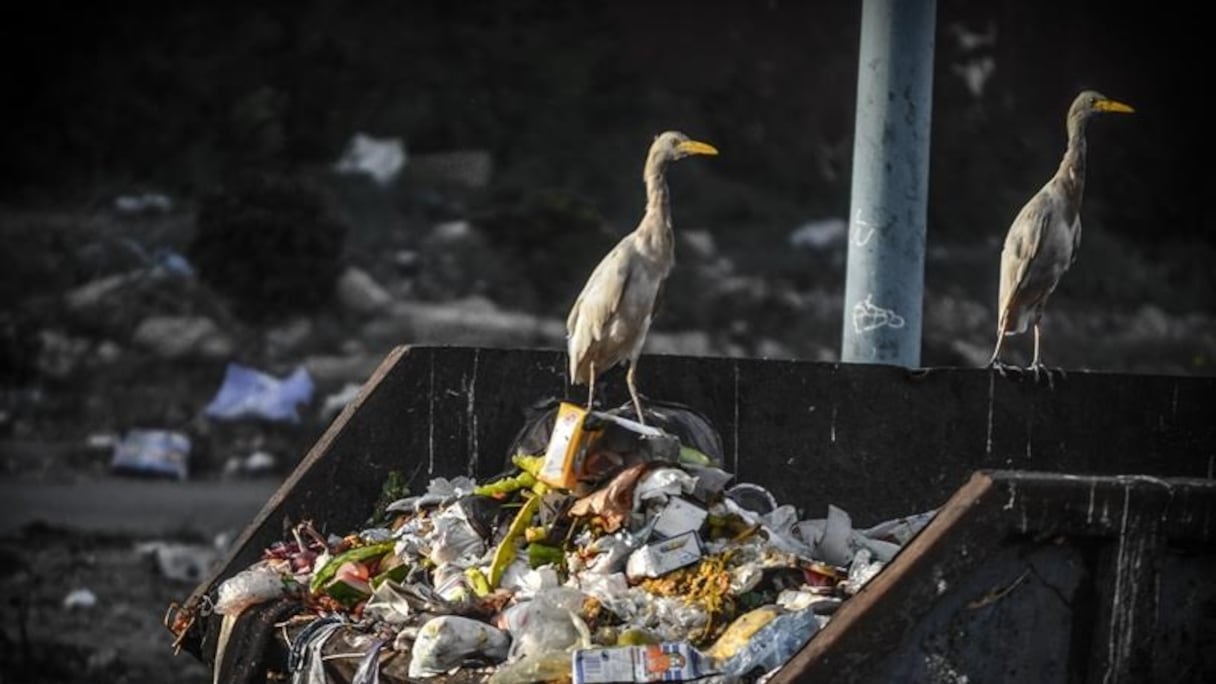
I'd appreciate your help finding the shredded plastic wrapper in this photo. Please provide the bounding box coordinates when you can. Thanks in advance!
[199,401,937,683]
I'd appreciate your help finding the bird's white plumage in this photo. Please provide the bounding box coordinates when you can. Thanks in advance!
[988,90,1131,369]
[563,131,716,419]
[998,181,1080,335]
[566,235,665,383]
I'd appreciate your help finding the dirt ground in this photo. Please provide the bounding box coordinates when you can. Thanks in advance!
[0,525,214,684]
[0,469,277,683]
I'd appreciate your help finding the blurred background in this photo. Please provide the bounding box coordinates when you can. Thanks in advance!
[0,0,1211,681]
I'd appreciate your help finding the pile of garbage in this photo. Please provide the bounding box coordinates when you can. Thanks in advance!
[200,401,934,683]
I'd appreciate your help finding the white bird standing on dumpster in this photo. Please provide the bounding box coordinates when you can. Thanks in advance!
[988,90,1134,377]
[566,131,718,423]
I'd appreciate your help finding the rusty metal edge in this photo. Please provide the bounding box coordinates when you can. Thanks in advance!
[170,345,412,660]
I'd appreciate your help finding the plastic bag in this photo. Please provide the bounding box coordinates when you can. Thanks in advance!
[682,464,734,503]
[214,564,284,616]
[571,572,630,615]
[861,510,937,545]
[432,563,473,603]
[706,606,782,663]
[407,616,510,678]
[504,587,591,662]
[713,608,821,677]
[841,548,885,595]
[814,504,853,566]
[387,476,477,513]
[110,429,190,480]
[506,398,724,469]
[289,617,345,684]
[204,363,314,423]
[487,651,572,684]
[718,498,816,561]
[426,505,486,566]
[499,564,560,600]
[351,636,388,684]
[777,588,841,614]
[363,580,418,625]
[633,468,696,509]
[610,591,709,644]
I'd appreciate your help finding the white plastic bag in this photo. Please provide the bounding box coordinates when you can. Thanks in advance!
[407,616,510,678]
[504,587,591,662]
[214,564,284,616]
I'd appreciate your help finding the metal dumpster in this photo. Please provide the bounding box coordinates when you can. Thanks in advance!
[174,345,1216,682]
[771,470,1216,683]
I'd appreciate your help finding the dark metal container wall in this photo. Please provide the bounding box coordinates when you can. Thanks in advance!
[178,345,1216,678]
[772,470,1216,684]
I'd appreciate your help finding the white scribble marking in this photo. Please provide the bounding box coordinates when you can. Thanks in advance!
[852,224,876,246]
[466,349,479,476]
[852,294,906,334]
[427,360,436,476]
[1106,484,1136,682]
[830,405,838,444]
[852,209,877,246]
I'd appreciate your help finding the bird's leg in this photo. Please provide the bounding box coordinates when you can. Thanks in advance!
[585,361,596,411]
[985,319,1012,377]
[626,361,646,425]
[1027,322,1056,389]
[1031,322,1041,368]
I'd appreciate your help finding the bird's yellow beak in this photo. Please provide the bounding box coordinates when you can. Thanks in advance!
[676,140,719,156]
[1094,98,1134,114]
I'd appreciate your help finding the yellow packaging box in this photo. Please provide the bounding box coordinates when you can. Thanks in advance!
[538,402,597,489]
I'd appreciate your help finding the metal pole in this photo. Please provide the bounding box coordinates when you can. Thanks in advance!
[841,0,936,367]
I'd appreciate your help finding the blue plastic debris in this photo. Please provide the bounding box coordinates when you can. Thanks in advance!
[110,429,191,480]
[204,363,315,424]
[716,607,821,676]
[152,247,195,278]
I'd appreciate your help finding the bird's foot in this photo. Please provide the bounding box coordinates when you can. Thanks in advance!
[1027,362,1064,389]
[986,359,1019,378]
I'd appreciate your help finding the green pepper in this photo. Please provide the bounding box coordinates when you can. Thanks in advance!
[474,471,537,498]
[526,543,564,568]
[371,561,410,590]
[511,453,545,477]
[488,494,541,588]
[678,446,713,466]
[308,541,396,596]
[465,567,491,597]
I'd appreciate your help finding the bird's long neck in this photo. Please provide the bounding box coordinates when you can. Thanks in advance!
[1055,115,1088,220]
[639,154,674,257]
